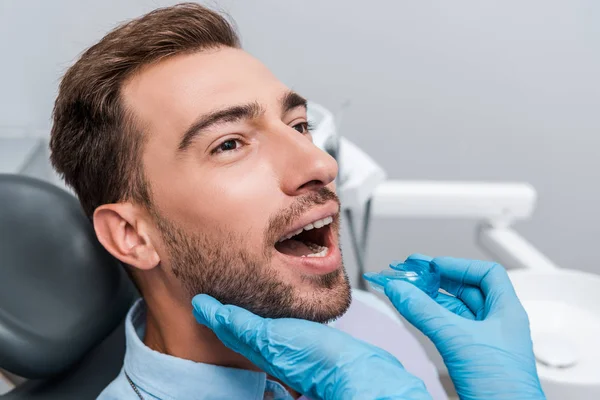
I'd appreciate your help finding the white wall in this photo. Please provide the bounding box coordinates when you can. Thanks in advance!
[1,0,598,279]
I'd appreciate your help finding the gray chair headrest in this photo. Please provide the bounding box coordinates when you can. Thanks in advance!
[0,174,135,379]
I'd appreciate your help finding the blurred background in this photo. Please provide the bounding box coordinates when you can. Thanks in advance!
[1,0,599,279]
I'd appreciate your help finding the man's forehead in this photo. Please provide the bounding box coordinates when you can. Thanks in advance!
[122,47,286,138]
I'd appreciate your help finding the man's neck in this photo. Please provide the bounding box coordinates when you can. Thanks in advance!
[142,294,301,398]
[143,296,257,370]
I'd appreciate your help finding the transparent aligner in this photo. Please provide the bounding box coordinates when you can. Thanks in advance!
[368,259,440,298]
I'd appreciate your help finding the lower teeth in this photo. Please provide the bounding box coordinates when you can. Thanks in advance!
[302,242,329,258]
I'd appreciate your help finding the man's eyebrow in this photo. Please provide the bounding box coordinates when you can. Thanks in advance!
[281,90,307,114]
[178,102,264,152]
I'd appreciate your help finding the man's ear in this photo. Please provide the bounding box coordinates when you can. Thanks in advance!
[93,203,160,270]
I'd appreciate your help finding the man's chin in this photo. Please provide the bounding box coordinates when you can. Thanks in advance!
[300,265,343,288]
[289,266,352,324]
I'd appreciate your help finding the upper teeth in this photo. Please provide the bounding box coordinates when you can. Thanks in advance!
[277,216,334,242]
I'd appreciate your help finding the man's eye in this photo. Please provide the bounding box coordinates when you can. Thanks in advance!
[292,121,313,134]
[212,139,241,154]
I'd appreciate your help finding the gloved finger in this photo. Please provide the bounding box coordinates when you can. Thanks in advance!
[440,278,485,318]
[212,304,269,349]
[432,257,521,318]
[191,294,224,328]
[385,280,456,341]
[432,257,514,298]
[191,295,255,352]
[212,305,323,396]
[435,293,476,320]
[195,300,274,359]
[192,296,274,375]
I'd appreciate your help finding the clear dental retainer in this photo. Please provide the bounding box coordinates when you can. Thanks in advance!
[369,259,441,298]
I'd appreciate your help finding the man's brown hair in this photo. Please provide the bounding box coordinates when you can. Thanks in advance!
[50,3,240,218]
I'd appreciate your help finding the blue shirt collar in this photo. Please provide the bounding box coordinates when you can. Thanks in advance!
[123,299,285,400]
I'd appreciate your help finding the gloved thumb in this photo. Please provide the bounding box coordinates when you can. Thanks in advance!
[191,294,266,346]
[191,294,254,350]
[192,293,225,329]
[192,295,270,369]
[211,303,267,347]
[385,280,455,340]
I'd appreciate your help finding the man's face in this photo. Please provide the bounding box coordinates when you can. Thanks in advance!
[123,47,351,322]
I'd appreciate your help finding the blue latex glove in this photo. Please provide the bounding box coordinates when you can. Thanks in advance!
[365,255,545,400]
[192,294,432,400]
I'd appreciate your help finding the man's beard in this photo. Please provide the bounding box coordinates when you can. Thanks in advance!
[152,187,352,323]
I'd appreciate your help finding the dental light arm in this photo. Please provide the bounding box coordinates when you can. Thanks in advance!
[371,180,559,271]
[479,227,560,271]
[371,181,536,222]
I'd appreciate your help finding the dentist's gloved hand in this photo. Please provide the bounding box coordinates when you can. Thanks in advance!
[192,294,431,400]
[367,255,545,400]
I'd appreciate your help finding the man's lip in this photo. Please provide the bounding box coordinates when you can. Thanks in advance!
[276,201,339,242]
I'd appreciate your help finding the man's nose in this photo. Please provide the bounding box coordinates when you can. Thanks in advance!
[272,127,339,196]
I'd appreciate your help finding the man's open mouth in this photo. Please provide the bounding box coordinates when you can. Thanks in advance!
[274,216,333,258]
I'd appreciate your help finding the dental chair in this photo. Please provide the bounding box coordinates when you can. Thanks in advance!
[0,174,137,399]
